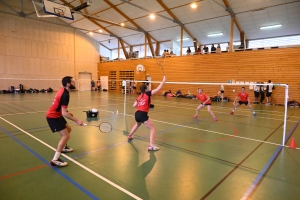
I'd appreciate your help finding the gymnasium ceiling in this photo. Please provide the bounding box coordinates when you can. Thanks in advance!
[1,0,300,51]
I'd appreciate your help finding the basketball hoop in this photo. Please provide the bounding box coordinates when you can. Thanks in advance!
[54,7,66,17]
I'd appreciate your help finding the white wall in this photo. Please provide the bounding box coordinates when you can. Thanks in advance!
[0,13,99,90]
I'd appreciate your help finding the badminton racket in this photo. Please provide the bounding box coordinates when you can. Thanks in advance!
[83,122,113,133]
[156,57,165,76]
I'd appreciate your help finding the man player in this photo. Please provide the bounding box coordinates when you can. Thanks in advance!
[230,87,257,116]
[193,88,217,121]
[127,76,166,151]
[46,76,83,167]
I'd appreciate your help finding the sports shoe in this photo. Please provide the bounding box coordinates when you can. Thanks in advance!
[193,115,198,118]
[148,145,160,151]
[253,113,257,117]
[62,145,73,153]
[214,118,218,122]
[50,158,68,167]
[127,134,133,140]
[230,111,234,115]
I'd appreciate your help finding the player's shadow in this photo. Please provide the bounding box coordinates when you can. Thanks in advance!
[128,141,156,200]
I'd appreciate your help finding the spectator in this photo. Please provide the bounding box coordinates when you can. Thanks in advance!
[254,82,260,104]
[196,47,202,55]
[175,89,182,97]
[203,45,209,53]
[97,79,101,91]
[91,80,95,91]
[259,82,265,104]
[186,47,191,55]
[265,80,274,105]
[226,42,230,52]
[220,84,224,101]
[211,44,216,52]
[166,50,170,57]
[216,44,221,54]
[162,50,166,58]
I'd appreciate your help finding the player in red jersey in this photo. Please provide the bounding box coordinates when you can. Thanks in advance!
[230,87,257,116]
[46,76,83,167]
[127,76,166,151]
[193,88,217,121]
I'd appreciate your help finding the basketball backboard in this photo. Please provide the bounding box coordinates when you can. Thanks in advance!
[32,0,74,20]
[43,0,74,20]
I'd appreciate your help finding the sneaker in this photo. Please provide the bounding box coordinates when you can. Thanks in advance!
[62,145,73,153]
[148,145,160,151]
[214,118,218,122]
[50,158,68,167]
[253,113,257,117]
[128,134,133,140]
[230,111,234,115]
[193,115,198,118]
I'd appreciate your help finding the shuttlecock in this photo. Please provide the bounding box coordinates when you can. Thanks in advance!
[233,90,235,92]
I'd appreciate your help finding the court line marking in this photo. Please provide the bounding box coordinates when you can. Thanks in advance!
[113,111,300,149]
[0,126,99,200]
[241,121,300,200]
[0,117,142,200]
[0,164,47,180]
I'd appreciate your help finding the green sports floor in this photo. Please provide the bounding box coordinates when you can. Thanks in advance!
[0,91,300,200]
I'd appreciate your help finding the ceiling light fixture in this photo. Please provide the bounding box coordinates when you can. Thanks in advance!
[177,38,189,41]
[260,24,282,29]
[191,3,197,9]
[89,32,93,35]
[207,33,223,37]
[120,22,125,26]
[149,14,155,19]
[99,29,102,33]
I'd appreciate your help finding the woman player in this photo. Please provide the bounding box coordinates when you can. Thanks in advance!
[127,76,166,151]
[193,88,217,121]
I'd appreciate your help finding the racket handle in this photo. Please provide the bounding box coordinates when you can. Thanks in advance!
[82,123,87,126]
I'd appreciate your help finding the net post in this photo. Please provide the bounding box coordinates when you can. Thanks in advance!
[124,80,126,117]
[282,84,289,146]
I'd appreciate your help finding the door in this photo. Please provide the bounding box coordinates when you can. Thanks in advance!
[78,72,91,91]
[100,76,108,90]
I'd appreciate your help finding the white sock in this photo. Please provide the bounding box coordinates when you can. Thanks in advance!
[53,152,61,160]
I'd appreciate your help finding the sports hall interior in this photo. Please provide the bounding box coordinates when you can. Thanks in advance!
[0,1,300,200]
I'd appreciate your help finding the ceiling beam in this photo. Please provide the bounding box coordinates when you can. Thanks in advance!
[119,38,129,59]
[59,0,131,55]
[103,0,157,56]
[156,0,198,49]
[222,0,243,33]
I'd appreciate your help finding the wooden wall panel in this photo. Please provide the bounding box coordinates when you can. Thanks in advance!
[98,47,300,104]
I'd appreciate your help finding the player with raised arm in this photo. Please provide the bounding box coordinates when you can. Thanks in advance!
[46,76,83,167]
[193,88,217,121]
[230,87,257,116]
[127,76,166,151]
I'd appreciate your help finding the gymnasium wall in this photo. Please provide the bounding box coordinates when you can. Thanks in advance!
[0,12,99,90]
[98,47,300,104]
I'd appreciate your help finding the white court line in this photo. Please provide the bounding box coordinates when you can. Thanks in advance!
[0,117,142,200]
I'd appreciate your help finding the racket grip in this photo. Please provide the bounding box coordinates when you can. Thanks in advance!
[82,123,87,126]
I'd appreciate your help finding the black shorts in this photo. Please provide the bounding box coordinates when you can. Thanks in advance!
[202,103,211,106]
[135,111,149,123]
[46,117,67,133]
[254,91,259,97]
[266,92,272,97]
[238,101,248,106]
[133,86,136,89]
[220,90,224,93]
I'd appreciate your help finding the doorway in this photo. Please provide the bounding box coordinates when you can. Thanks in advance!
[78,72,91,91]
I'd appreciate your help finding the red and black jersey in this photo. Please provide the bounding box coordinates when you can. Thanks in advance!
[136,91,152,113]
[196,93,211,104]
[46,87,69,118]
[238,92,249,102]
